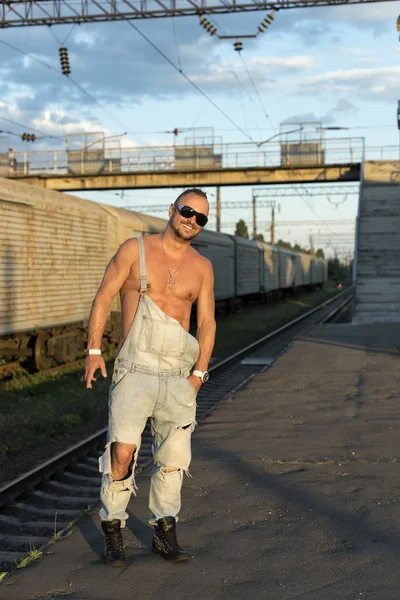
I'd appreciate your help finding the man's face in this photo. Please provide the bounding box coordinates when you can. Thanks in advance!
[169,194,209,241]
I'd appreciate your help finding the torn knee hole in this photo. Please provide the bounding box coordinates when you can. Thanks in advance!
[111,441,137,461]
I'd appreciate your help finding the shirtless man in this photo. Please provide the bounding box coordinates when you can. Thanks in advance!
[84,188,216,567]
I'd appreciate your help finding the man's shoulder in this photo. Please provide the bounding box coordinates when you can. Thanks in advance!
[119,236,139,251]
[115,237,140,265]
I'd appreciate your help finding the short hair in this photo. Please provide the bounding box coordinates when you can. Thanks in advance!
[175,188,208,204]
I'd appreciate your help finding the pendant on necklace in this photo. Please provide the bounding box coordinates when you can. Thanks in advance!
[168,276,175,288]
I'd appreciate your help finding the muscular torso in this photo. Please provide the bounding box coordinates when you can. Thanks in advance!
[119,234,203,345]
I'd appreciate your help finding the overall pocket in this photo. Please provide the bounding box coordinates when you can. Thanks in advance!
[138,315,187,357]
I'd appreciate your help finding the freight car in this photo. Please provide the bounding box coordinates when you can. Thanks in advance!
[0,178,326,370]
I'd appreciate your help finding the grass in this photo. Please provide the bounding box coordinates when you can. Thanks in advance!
[0,572,7,582]
[0,284,340,484]
[16,546,43,569]
[51,505,91,543]
[213,283,340,359]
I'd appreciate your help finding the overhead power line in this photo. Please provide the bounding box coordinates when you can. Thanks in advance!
[0,38,134,141]
[221,219,355,227]
[122,15,254,142]
[0,1,394,29]
[0,108,72,145]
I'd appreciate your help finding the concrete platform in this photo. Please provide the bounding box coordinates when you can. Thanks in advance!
[2,323,400,600]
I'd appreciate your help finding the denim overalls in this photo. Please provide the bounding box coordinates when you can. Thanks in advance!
[99,236,200,526]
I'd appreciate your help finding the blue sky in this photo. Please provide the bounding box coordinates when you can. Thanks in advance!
[1,2,399,257]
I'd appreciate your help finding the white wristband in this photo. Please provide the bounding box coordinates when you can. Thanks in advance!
[86,349,102,356]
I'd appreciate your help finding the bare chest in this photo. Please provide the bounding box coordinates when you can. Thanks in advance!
[123,244,201,304]
[147,257,200,301]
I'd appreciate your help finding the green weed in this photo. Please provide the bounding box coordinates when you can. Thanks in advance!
[16,545,43,569]
[58,414,81,430]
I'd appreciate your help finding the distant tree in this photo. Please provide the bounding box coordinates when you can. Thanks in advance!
[277,239,311,254]
[327,257,352,281]
[235,219,249,239]
[315,248,325,259]
[276,239,292,250]
[254,233,264,242]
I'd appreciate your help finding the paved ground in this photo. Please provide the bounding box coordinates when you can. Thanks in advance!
[2,323,400,600]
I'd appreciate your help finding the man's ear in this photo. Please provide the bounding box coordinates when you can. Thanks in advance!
[168,203,174,217]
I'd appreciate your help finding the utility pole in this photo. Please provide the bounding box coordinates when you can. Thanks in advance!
[252,193,257,238]
[216,186,221,232]
[397,100,400,130]
[309,234,315,255]
[271,206,275,245]
[252,187,279,241]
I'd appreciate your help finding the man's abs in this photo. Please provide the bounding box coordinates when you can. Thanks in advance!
[119,286,193,343]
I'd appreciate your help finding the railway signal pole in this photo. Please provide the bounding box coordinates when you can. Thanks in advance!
[252,188,278,242]
[216,186,221,232]
[271,205,275,245]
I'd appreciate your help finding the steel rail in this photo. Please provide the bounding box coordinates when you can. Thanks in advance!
[0,287,351,510]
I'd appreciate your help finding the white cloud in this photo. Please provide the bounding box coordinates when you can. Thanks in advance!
[353,57,381,65]
[297,66,400,101]
[250,55,318,71]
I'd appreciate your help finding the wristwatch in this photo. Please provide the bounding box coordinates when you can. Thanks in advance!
[192,370,209,383]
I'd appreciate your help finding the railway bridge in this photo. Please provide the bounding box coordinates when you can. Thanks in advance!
[0,137,367,191]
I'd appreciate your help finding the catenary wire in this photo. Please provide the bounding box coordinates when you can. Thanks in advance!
[0,38,139,143]
[171,17,182,72]
[0,109,75,144]
[122,16,255,143]
[209,14,274,135]
[238,52,275,133]
[207,15,262,139]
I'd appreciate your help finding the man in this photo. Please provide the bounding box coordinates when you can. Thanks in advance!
[85,188,216,567]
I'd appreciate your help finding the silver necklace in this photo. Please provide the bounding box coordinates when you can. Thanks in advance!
[160,234,190,288]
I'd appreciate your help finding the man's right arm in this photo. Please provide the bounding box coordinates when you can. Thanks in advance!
[85,239,136,389]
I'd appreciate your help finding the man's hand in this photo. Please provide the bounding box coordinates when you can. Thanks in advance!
[187,374,202,394]
[85,356,107,389]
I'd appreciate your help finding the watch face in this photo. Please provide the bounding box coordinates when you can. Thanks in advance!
[202,371,210,383]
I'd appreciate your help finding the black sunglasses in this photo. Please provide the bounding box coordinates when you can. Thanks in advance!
[175,203,208,227]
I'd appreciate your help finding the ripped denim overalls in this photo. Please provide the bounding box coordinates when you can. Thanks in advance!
[99,236,200,526]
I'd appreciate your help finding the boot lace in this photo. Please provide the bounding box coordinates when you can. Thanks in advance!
[161,529,182,552]
[105,531,124,555]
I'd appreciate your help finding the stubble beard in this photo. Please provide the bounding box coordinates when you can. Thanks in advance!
[170,218,199,241]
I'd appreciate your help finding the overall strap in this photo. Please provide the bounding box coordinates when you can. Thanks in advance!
[137,236,147,294]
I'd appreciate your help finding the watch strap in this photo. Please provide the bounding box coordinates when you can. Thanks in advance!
[192,370,205,378]
[86,349,102,356]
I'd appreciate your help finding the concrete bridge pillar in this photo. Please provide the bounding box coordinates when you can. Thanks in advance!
[353,160,400,323]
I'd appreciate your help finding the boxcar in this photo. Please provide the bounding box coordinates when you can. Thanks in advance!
[300,253,312,286]
[257,242,280,293]
[227,235,260,298]
[192,230,235,303]
[0,178,166,368]
[278,247,298,289]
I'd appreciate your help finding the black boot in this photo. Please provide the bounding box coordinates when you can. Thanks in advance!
[101,519,126,567]
[152,516,188,562]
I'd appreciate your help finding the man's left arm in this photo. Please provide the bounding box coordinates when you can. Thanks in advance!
[188,260,216,392]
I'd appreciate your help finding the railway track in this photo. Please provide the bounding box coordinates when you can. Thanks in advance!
[0,288,352,572]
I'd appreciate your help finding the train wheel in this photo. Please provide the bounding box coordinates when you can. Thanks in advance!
[34,332,54,371]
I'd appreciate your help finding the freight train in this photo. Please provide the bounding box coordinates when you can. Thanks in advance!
[0,178,326,370]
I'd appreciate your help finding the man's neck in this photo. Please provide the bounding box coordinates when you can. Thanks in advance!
[162,227,192,253]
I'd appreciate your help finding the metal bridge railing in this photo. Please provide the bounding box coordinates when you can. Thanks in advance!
[0,137,396,179]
